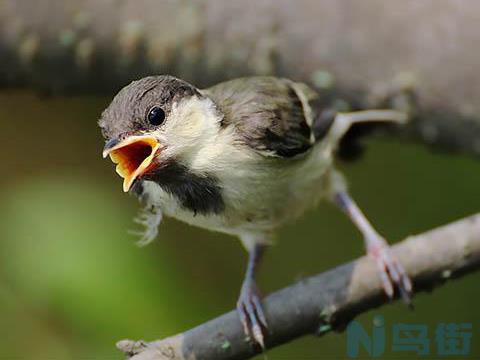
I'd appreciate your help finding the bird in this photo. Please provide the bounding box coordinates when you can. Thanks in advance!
[99,75,412,347]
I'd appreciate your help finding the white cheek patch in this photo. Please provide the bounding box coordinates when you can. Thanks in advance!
[160,97,221,159]
[173,110,205,141]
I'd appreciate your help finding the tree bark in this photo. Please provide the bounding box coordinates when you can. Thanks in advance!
[116,213,480,360]
[1,1,480,156]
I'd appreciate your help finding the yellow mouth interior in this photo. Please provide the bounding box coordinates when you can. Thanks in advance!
[106,136,159,192]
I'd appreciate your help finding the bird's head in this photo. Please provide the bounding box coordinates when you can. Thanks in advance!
[99,75,219,192]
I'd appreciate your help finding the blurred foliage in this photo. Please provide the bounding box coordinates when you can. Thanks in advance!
[0,91,479,359]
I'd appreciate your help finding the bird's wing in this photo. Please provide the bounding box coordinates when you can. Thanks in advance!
[203,77,329,158]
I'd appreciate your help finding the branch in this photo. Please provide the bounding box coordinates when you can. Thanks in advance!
[116,213,480,360]
[1,1,480,156]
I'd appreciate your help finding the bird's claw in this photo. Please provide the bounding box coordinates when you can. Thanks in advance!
[368,239,413,306]
[236,281,268,348]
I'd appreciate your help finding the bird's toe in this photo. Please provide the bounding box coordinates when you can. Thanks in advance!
[236,282,268,348]
[369,243,413,306]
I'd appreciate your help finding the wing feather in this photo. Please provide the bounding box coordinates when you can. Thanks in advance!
[204,77,320,158]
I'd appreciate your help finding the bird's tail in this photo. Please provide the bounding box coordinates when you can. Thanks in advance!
[321,110,408,161]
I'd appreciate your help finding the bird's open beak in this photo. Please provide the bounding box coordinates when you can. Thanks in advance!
[102,135,160,192]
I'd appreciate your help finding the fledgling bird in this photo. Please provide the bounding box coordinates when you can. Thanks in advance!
[99,75,412,347]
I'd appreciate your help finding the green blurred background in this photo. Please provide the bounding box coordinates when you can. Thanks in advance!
[0,90,479,360]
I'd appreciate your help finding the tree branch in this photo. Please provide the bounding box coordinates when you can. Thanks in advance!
[116,213,480,360]
[2,1,480,156]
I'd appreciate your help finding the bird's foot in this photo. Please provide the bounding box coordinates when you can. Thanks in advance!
[236,280,268,348]
[367,236,413,306]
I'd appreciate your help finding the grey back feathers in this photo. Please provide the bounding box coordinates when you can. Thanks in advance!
[204,77,329,158]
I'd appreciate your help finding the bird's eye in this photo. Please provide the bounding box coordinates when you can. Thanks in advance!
[147,106,166,126]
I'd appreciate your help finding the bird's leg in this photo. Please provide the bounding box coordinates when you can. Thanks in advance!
[334,191,413,304]
[237,243,268,348]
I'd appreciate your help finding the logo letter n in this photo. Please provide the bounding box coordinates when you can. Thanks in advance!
[346,316,385,358]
